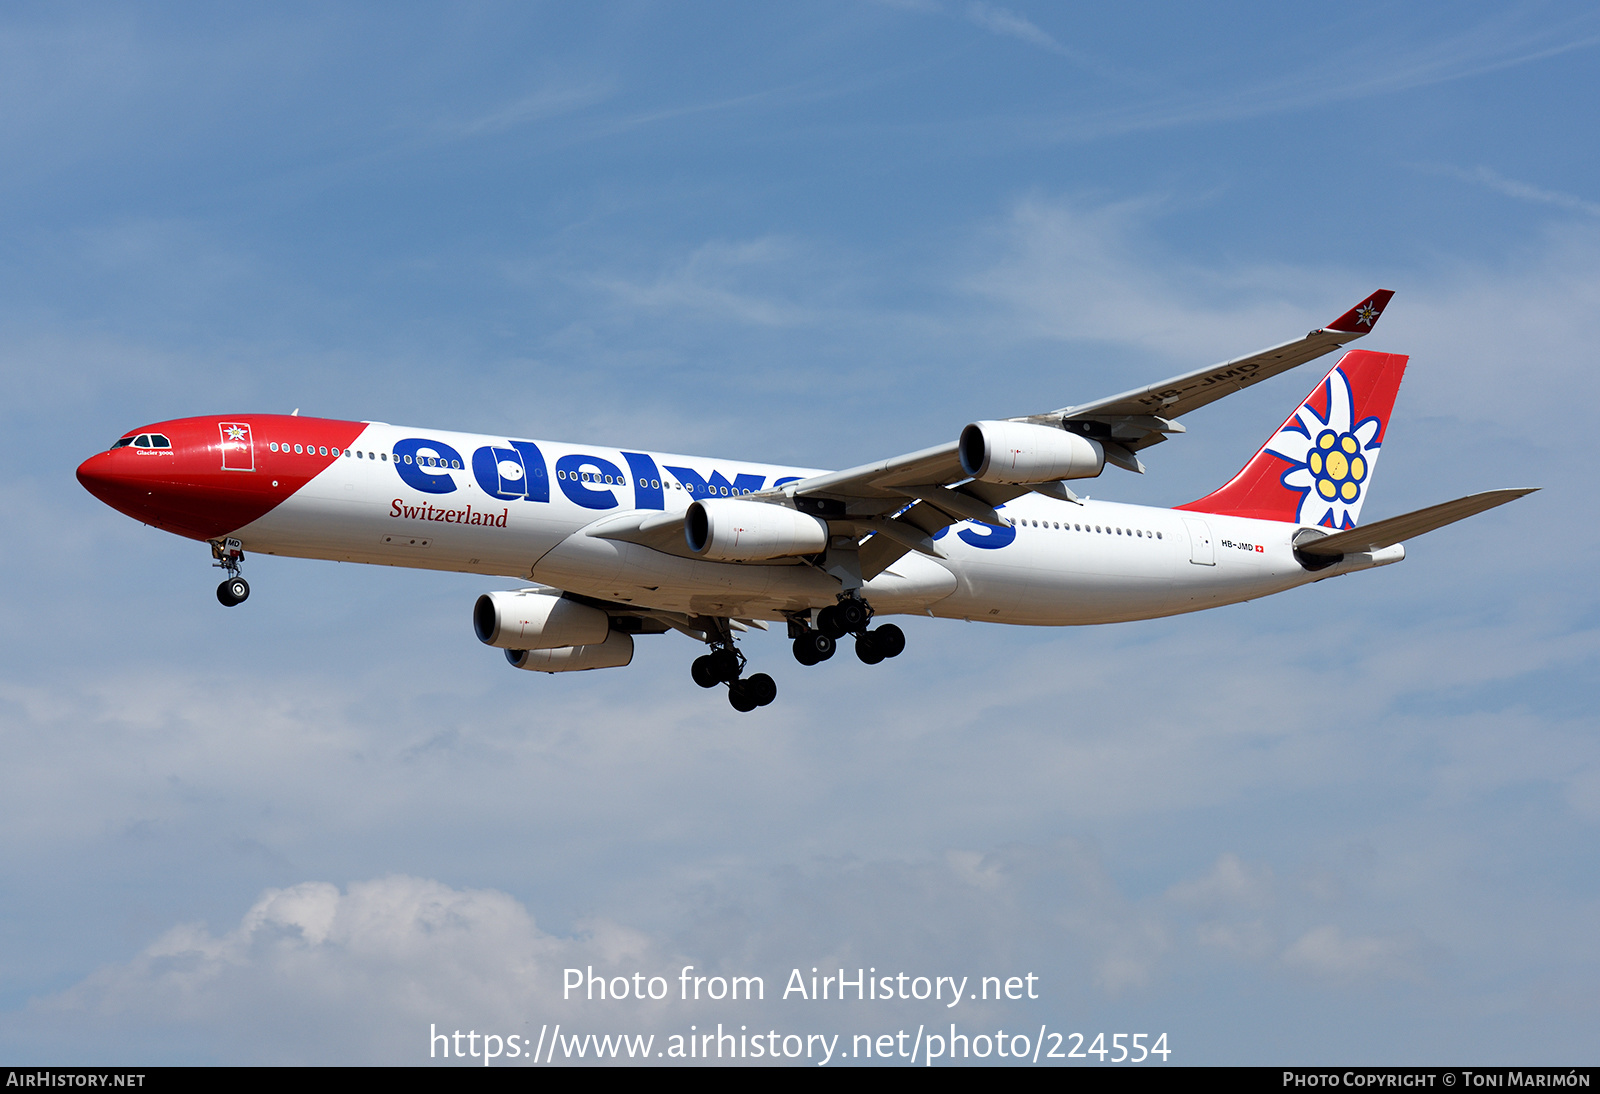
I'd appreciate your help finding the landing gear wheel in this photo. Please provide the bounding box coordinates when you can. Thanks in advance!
[815,605,847,640]
[745,673,777,707]
[691,655,721,688]
[708,647,742,683]
[836,598,870,633]
[855,632,885,665]
[728,680,759,713]
[217,578,249,607]
[873,623,905,658]
[792,631,835,666]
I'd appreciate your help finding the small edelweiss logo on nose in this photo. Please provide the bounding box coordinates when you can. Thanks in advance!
[1307,428,1367,504]
[224,425,247,441]
[1355,302,1379,326]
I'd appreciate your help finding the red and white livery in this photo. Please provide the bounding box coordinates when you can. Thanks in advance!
[77,292,1533,710]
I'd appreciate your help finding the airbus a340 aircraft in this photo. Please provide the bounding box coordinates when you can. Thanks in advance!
[78,291,1532,710]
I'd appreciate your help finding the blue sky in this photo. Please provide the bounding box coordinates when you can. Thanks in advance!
[1,1,1596,1065]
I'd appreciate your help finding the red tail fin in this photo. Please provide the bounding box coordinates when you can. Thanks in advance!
[1177,349,1408,528]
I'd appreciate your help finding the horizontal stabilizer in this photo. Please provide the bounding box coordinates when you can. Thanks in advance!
[1295,488,1537,556]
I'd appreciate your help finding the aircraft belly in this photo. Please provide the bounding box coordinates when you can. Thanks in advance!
[860,553,958,612]
[532,534,841,615]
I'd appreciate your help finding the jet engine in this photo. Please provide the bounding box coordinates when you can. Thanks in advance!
[684,498,830,562]
[473,589,611,650]
[505,632,634,673]
[958,420,1105,484]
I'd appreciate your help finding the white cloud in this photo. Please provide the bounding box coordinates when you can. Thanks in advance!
[584,238,821,327]
[1028,13,1600,143]
[1432,165,1600,218]
[1282,924,1418,982]
[1167,853,1275,912]
[965,192,1600,436]
[33,876,668,1064]
[451,82,615,137]
[964,4,1068,56]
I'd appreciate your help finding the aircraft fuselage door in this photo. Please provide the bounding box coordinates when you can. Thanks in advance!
[219,421,256,472]
[1183,517,1215,565]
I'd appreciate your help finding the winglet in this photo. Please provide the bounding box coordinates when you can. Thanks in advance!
[1324,289,1395,334]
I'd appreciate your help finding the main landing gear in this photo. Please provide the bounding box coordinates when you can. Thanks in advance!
[792,595,905,667]
[210,538,250,607]
[691,635,777,713]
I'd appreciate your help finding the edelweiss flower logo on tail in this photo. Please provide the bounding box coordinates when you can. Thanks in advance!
[1264,368,1384,528]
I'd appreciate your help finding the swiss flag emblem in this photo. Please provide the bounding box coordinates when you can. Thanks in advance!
[219,421,255,471]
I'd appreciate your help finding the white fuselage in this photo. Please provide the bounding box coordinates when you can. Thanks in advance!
[231,422,1402,625]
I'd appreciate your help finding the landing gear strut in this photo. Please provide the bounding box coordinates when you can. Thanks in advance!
[795,595,905,666]
[690,625,776,712]
[211,538,250,607]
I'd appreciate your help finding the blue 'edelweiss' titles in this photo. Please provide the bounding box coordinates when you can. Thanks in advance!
[388,436,798,511]
[1264,368,1384,529]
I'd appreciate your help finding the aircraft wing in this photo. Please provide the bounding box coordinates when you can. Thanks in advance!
[765,290,1396,578]
[1031,289,1396,455]
[1294,488,1536,556]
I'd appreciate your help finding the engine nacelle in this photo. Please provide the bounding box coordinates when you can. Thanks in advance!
[958,420,1105,484]
[473,589,610,650]
[506,632,634,673]
[684,498,830,561]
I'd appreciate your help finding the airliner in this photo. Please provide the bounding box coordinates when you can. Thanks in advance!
[76,291,1532,711]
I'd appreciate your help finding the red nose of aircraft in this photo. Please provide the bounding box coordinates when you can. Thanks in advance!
[76,447,159,522]
[78,414,369,542]
[77,421,245,541]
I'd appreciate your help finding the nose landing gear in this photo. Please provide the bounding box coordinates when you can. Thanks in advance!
[210,538,250,606]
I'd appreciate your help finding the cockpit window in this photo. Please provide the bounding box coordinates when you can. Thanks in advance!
[112,433,173,450]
